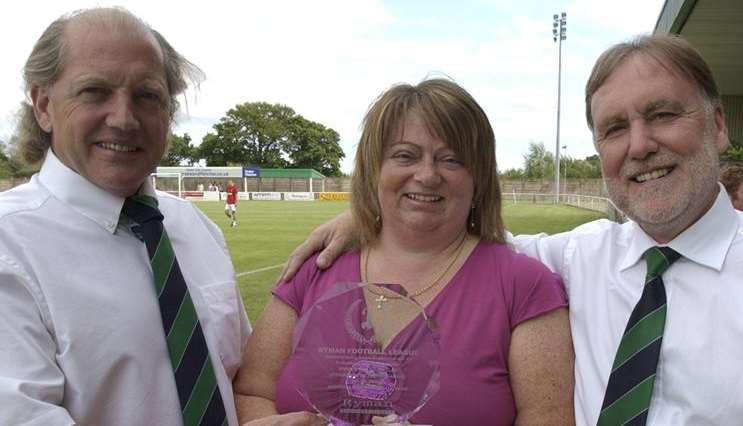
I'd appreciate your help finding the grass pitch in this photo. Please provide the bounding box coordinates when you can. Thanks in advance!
[193,200,605,320]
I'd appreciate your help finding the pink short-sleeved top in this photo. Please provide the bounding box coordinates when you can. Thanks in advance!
[272,240,566,426]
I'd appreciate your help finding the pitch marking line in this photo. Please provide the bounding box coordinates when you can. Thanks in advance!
[236,263,286,277]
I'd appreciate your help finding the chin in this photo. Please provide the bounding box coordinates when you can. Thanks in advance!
[92,173,148,197]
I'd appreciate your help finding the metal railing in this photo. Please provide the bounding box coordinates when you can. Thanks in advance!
[505,192,627,223]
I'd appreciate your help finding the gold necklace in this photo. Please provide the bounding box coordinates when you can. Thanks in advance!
[363,232,468,309]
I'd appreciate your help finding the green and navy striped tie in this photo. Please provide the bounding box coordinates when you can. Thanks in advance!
[123,195,227,426]
[597,246,681,426]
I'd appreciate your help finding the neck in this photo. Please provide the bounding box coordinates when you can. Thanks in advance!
[365,228,470,285]
[376,224,468,256]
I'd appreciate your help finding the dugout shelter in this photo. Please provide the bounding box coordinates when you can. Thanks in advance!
[655,0,743,147]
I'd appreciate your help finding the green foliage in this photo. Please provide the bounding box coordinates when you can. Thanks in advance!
[197,102,345,175]
[561,154,602,178]
[508,144,602,180]
[193,200,607,320]
[0,142,10,179]
[160,133,195,166]
[285,117,345,176]
[500,168,525,179]
[0,135,37,178]
[523,141,555,179]
[721,138,743,164]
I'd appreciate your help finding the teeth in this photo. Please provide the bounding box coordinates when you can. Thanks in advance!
[97,142,136,152]
[407,193,442,202]
[635,168,670,183]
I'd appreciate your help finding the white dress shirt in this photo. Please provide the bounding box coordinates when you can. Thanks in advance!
[0,152,251,426]
[513,186,743,426]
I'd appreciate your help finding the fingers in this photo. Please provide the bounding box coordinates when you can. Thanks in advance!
[241,411,326,426]
[371,414,408,425]
[316,210,355,269]
[277,210,354,283]
[278,243,310,284]
[315,235,347,269]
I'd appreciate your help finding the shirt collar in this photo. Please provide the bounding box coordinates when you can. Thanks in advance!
[620,184,739,271]
[37,150,156,234]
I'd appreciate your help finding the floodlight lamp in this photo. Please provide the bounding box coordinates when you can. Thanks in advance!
[562,12,566,17]
[553,14,558,20]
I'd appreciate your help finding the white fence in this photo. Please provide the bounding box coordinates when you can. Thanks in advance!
[506,192,626,223]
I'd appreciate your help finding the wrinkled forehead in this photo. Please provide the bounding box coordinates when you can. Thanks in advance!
[590,52,707,123]
[602,52,703,100]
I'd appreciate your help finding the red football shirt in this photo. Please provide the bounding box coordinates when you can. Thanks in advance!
[226,185,238,204]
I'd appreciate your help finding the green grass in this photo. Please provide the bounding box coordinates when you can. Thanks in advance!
[502,202,606,235]
[193,200,606,320]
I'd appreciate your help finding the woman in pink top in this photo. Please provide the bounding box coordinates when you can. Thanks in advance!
[234,79,574,425]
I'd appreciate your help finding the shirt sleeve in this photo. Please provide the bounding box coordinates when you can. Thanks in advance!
[507,253,568,328]
[0,256,75,425]
[507,230,573,277]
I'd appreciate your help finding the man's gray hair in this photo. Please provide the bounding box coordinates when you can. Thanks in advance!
[16,7,204,165]
[585,34,721,131]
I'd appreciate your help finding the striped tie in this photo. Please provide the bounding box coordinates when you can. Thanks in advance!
[597,246,681,426]
[123,195,227,426]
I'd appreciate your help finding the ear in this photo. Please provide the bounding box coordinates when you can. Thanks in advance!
[30,85,53,133]
[711,103,730,154]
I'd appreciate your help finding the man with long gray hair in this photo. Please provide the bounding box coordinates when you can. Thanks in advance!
[0,8,251,425]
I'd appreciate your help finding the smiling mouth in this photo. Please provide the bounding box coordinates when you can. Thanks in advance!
[406,193,443,202]
[96,142,138,153]
[633,167,672,183]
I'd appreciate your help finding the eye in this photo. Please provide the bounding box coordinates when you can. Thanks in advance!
[650,111,678,121]
[389,149,416,164]
[392,150,413,159]
[78,86,108,98]
[602,124,626,139]
[138,90,164,104]
[439,155,463,167]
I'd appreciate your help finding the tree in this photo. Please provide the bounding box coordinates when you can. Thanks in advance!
[0,135,37,178]
[500,168,525,179]
[197,102,291,167]
[561,154,602,179]
[0,140,10,178]
[285,117,344,176]
[197,102,344,175]
[523,141,555,179]
[160,133,195,166]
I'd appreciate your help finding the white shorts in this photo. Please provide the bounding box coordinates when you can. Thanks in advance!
[225,203,236,212]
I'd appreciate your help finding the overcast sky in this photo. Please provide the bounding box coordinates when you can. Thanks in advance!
[0,0,666,173]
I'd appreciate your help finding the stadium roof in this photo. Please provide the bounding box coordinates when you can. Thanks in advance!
[655,0,743,96]
[253,168,325,179]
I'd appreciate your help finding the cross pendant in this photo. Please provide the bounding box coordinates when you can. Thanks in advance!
[375,294,388,309]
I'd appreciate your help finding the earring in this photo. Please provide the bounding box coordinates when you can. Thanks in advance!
[469,205,475,230]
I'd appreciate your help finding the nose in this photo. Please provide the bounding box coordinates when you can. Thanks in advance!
[626,120,658,160]
[105,93,140,131]
[414,157,442,187]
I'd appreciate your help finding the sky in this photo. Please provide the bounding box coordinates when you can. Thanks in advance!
[0,0,666,174]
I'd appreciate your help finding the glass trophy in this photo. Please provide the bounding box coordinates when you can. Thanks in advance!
[291,282,441,426]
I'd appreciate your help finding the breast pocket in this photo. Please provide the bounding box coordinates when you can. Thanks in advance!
[199,282,243,377]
